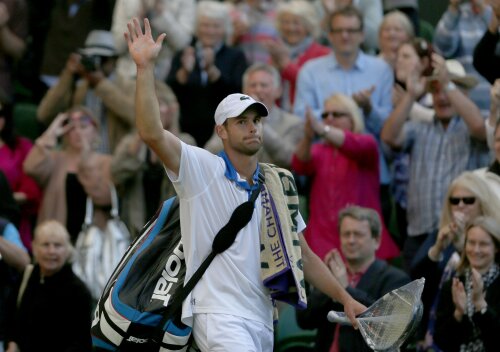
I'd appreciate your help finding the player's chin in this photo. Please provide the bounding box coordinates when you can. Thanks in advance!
[241,144,262,156]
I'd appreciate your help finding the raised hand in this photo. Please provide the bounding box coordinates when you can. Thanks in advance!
[262,39,290,70]
[36,113,73,148]
[352,86,375,115]
[201,47,215,71]
[429,223,458,261]
[406,71,426,99]
[304,107,318,140]
[48,113,73,138]
[181,46,196,73]
[392,84,405,106]
[470,268,486,307]
[325,248,348,288]
[431,53,450,86]
[124,18,166,69]
[451,277,466,321]
[65,53,83,75]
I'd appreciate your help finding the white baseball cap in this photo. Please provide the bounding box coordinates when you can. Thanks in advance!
[214,93,268,126]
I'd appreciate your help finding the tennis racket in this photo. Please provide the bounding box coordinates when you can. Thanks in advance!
[327,278,425,352]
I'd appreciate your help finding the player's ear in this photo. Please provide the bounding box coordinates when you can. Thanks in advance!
[216,124,228,140]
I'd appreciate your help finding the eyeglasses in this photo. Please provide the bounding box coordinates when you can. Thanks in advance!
[330,27,362,35]
[321,111,351,119]
[63,114,95,128]
[449,197,476,205]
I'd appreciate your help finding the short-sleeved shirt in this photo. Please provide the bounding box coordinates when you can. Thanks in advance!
[166,142,306,329]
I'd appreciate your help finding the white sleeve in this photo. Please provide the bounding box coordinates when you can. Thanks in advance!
[165,142,224,199]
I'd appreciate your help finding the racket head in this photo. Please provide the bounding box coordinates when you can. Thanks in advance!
[355,278,425,351]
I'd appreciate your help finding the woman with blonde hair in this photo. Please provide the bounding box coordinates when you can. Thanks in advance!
[411,171,500,349]
[292,93,399,261]
[434,216,500,352]
[414,172,500,275]
[263,0,330,111]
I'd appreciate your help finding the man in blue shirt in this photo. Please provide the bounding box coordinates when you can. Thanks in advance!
[293,5,393,225]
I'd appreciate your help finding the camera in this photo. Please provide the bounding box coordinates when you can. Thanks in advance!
[80,55,102,72]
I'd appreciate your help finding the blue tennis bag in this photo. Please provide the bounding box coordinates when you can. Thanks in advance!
[91,197,193,352]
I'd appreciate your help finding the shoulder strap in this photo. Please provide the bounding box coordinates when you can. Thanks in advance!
[82,183,120,229]
[17,264,34,307]
[157,176,263,331]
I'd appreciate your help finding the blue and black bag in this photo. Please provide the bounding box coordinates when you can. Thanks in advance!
[91,178,263,352]
[91,196,192,351]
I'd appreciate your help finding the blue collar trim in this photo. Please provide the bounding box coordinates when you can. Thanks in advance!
[218,151,261,192]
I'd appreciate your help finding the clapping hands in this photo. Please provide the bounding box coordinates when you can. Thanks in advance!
[451,268,487,322]
[263,39,290,70]
[352,86,374,115]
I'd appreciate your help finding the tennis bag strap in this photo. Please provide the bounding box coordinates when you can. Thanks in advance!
[154,174,264,340]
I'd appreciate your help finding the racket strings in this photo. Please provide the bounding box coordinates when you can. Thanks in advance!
[356,283,423,351]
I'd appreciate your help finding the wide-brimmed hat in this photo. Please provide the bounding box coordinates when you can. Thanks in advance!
[446,59,478,89]
[79,30,117,57]
[214,94,268,126]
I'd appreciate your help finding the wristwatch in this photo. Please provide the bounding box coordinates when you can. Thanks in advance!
[320,125,331,137]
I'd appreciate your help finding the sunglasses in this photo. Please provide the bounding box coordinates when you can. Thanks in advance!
[449,197,476,205]
[321,111,350,119]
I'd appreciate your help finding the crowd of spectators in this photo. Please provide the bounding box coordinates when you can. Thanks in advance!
[1,0,500,351]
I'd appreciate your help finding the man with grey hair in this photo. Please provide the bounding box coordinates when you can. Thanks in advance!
[167,0,248,147]
[204,63,304,168]
[297,205,410,351]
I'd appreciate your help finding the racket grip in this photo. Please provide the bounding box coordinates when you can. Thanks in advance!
[327,311,352,325]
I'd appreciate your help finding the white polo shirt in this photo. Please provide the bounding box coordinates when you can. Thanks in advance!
[166,142,305,330]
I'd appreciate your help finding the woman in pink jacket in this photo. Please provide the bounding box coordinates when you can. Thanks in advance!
[292,93,399,260]
[0,103,41,251]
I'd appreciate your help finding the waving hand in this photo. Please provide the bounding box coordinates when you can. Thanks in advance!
[125,18,166,69]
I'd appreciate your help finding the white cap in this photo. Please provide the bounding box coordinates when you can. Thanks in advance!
[214,93,268,126]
